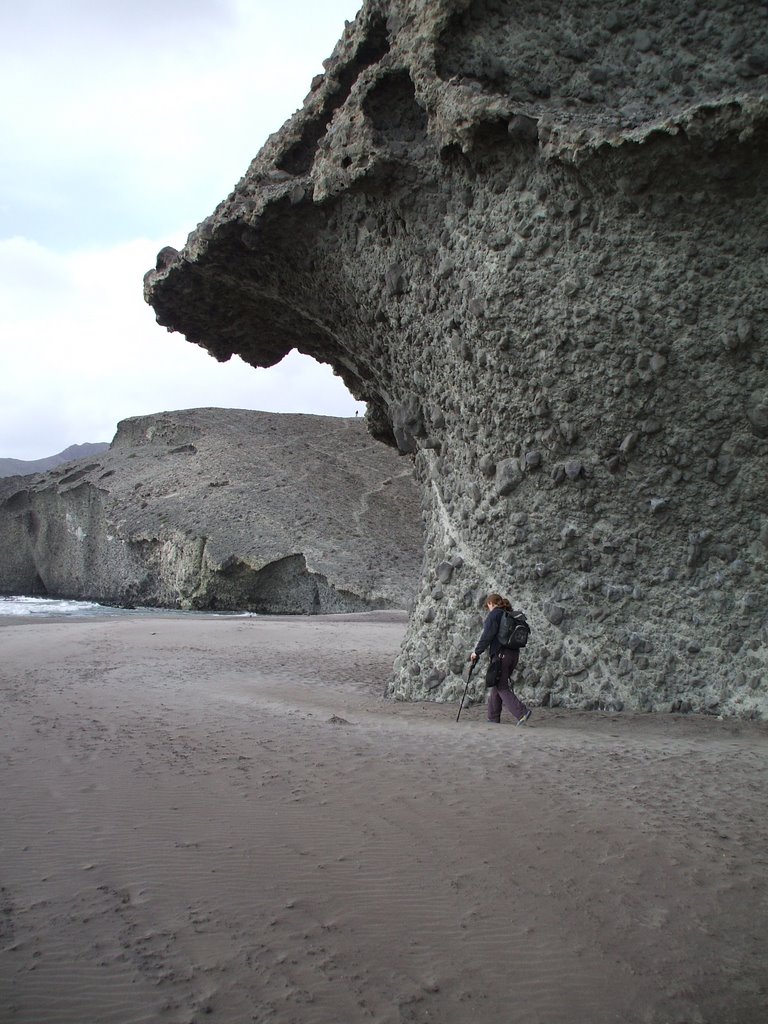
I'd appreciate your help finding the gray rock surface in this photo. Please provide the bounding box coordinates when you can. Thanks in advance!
[144,1,768,718]
[0,443,109,479]
[0,409,422,613]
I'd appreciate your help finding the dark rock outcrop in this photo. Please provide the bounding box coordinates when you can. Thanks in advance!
[0,409,422,613]
[144,1,768,717]
[0,443,109,479]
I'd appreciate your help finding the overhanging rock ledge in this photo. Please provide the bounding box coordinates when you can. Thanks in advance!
[145,0,768,717]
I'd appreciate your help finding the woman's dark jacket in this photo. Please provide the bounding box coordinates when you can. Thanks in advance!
[474,607,505,659]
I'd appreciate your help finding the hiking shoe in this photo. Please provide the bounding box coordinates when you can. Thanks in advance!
[517,709,532,726]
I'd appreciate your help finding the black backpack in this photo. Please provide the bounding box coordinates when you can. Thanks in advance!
[497,609,530,649]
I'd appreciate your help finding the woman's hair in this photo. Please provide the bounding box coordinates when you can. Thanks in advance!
[486,593,512,611]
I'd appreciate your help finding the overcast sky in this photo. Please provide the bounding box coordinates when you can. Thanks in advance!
[0,0,365,460]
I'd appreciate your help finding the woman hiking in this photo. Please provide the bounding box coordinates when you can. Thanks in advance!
[470,593,532,725]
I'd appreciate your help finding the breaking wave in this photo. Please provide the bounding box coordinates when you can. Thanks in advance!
[0,596,257,619]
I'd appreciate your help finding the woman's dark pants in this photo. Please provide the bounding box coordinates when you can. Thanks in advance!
[487,648,527,723]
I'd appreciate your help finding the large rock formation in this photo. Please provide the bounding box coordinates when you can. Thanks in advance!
[0,410,422,613]
[145,1,768,717]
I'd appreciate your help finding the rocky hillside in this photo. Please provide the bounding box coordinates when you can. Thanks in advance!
[144,1,768,718]
[0,409,422,613]
[0,443,109,479]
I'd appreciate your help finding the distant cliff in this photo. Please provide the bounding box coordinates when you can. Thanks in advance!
[0,409,422,613]
[0,443,109,479]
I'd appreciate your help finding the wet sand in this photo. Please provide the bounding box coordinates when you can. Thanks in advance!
[1,612,766,1024]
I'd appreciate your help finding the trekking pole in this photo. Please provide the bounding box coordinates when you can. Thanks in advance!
[456,657,479,723]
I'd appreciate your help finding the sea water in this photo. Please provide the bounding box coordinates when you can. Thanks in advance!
[0,596,254,619]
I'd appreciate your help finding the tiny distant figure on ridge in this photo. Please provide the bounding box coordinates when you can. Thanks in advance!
[471,593,532,725]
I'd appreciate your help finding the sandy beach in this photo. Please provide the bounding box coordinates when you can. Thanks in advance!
[1,611,766,1024]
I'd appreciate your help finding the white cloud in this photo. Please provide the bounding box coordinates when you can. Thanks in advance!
[0,1,367,460]
[0,1,363,246]
[0,237,364,460]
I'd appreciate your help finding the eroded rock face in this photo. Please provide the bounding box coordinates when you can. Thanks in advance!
[145,1,768,717]
[0,410,422,613]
